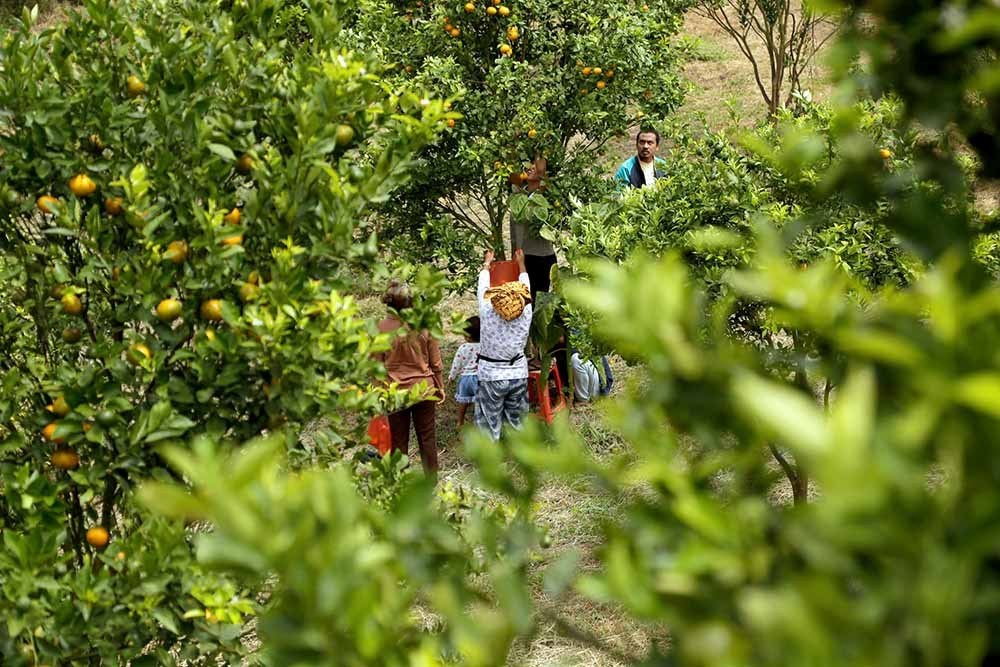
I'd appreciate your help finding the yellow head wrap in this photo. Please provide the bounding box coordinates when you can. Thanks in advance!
[485,281,531,321]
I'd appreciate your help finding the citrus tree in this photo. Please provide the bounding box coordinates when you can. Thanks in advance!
[0,0,446,662]
[347,0,689,270]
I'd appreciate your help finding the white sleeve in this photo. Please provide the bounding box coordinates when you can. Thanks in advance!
[478,270,490,307]
[518,271,530,290]
[448,346,464,380]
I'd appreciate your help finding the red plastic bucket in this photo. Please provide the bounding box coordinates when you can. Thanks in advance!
[489,260,519,287]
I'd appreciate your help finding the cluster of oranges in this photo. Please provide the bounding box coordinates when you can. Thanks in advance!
[437,0,519,56]
[578,63,614,95]
[34,73,269,526]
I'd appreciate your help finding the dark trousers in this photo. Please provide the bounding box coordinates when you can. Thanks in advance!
[388,400,438,473]
[524,253,557,300]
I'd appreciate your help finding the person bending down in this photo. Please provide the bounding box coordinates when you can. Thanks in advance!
[475,249,532,440]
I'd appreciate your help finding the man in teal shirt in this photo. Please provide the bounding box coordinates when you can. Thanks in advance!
[614,127,665,189]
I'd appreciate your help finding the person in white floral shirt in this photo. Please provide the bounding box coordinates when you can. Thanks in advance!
[475,249,532,440]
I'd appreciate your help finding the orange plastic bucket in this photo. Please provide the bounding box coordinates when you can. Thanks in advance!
[367,415,392,455]
[489,260,519,286]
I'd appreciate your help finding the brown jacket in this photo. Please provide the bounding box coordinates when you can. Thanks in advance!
[377,317,444,397]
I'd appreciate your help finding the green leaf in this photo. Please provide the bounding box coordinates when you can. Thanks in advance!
[208,143,237,162]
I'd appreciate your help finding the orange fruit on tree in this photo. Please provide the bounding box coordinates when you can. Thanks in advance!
[506,26,519,40]
[499,43,512,56]
[48,396,71,417]
[68,173,97,197]
[155,298,183,322]
[487,6,497,14]
[239,282,261,303]
[51,447,80,471]
[200,299,224,322]
[450,27,461,37]
[605,69,614,77]
[220,233,243,247]
[582,66,592,75]
[223,207,241,225]
[596,80,606,89]
[61,293,83,315]
[126,343,152,365]
[880,148,893,159]
[527,128,537,138]
[86,526,110,549]
[498,5,510,15]
[43,422,65,444]
[164,240,189,264]
[236,153,254,175]
[592,67,602,75]
[464,2,475,11]
[492,0,501,6]
[104,197,123,216]
[335,124,356,147]
[37,195,60,214]
[126,74,146,97]
[447,118,456,128]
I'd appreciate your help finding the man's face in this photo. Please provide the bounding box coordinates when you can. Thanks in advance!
[636,132,658,162]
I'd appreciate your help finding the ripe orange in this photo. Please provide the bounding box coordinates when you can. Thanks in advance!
[68,173,97,197]
[239,282,261,303]
[593,67,603,75]
[499,43,512,56]
[596,80,606,89]
[506,26,519,40]
[335,124,355,147]
[447,118,456,128]
[879,148,893,159]
[51,447,80,471]
[527,128,537,138]
[450,27,461,37]
[498,5,510,15]
[43,422,65,444]
[492,0,501,5]
[126,74,146,97]
[220,233,243,247]
[582,67,592,75]
[104,197,123,216]
[48,396,71,417]
[487,6,497,14]
[464,2,475,11]
[86,526,110,549]
[126,343,152,365]
[200,299,224,322]
[37,195,60,214]
[605,69,614,77]
[164,240,189,264]
[444,22,454,31]
[61,293,83,315]
[235,153,254,175]
[155,298,183,322]
[223,207,241,225]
